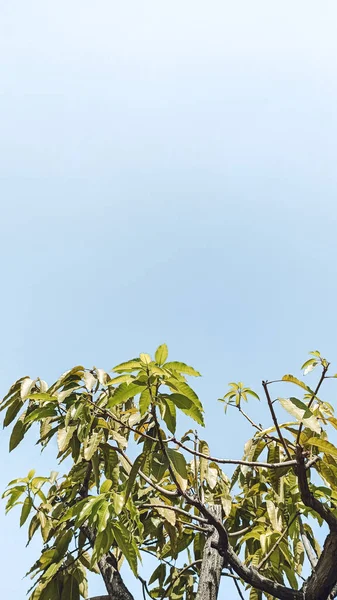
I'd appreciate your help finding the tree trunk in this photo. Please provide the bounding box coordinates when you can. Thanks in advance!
[196,505,224,600]
[82,525,135,600]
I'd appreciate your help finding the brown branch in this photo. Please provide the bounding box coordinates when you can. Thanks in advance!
[228,526,252,537]
[86,396,158,442]
[142,503,207,524]
[238,406,263,431]
[229,566,245,600]
[262,381,292,459]
[172,437,299,469]
[226,544,302,599]
[296,446,337,530]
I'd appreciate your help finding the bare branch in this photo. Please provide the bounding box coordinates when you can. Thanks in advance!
[142,503,207,524]
[172,437,300,469]
[229,566,245,600]
[262,381,292,459]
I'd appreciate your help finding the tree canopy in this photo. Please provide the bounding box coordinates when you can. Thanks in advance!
[2,346,337,599]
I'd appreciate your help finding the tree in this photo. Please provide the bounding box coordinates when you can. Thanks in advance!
[2,346,337,600]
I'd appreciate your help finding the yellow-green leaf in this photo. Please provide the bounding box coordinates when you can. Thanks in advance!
[306,438,337,458]
[20,496,33,527]
[155,344,168,365]
[167,449,188,491]
[278,398,320,434]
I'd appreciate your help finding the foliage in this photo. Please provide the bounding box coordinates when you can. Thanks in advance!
[2,346,337,600]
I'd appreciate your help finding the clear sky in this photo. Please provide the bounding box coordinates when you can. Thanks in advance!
[1,1,337,598]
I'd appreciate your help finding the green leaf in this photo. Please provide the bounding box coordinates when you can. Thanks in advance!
[108,382,145,407]
[96,500,110,533]
[167,379,202,407]
[155,344,168,365]
[266,499,282,532]
[9,417,26,451]
[27,393,58,402]
[21,377,34,399]
[168,393,204,426]
[125,453,146,502]
[150,501,176,526]
[306,438,337,458]
[106,374,134,386]
[60,575,80,600]
[75,496,103,527]
[83,431,102,461]
[3,398,23,427]
[112,359,141,373]
[149,563,166,586]
[249,588,262,600]
[55,529,73,558]
[100,479,113,493]
[167,449,188,491]
[140,353,151,365]
[245,389,260,400]
[161,398,176,434]
[278,398,321,434]
[21,496,33,525]
[113,491,124,514]
[24,406,57,424]
[57,426,76,454]
[282,374,315,395]
[206,463,218,489]
[111,522,138,576]
[139,388,152,416]
[301,359,318,376]
[165,362,201,377]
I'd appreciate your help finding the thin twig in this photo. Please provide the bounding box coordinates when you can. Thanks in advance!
[172,437,297,469]
[138,576,155,600]
[229,566,245,599]
[238,406,263,431]
[142,503,207,524]
[262,381,292,460]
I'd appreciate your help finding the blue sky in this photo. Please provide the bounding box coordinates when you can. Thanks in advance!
[1,1,337,597]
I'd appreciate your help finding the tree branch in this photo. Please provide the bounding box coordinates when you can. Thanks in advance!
[172,437,298,469]
[262,381,292,459]
[142,503,207,524]
[296,446,337,530]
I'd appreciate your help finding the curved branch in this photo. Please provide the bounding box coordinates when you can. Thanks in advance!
[296,446,337,530]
